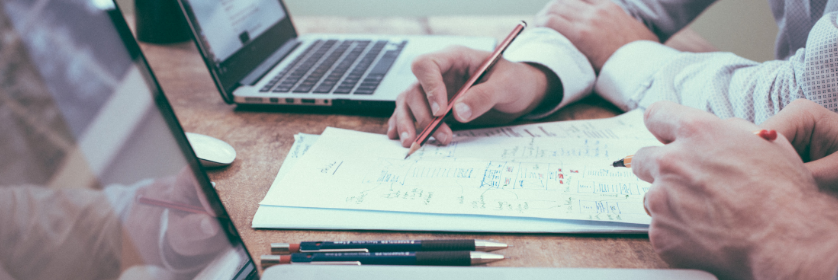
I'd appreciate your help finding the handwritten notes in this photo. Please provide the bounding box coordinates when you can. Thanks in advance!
[260,110,660,224]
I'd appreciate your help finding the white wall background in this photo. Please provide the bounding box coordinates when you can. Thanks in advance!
[119,0,779,62]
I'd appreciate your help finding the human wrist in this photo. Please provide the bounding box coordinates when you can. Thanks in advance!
[523,62,562,116]
[751,194,838,280]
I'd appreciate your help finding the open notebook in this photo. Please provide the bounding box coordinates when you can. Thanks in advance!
[254,110,660,233]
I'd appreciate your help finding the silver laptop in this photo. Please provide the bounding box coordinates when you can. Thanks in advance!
[176,0,495,111]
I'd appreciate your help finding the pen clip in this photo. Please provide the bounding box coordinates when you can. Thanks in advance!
[307,261,362,265]
[299,248,370,253]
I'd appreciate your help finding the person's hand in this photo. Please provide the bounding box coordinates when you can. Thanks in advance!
[759,99,838,192]
[123,167,229,275]
[534,0,658,72]
[632,101,838,279]
[388,46,561,147]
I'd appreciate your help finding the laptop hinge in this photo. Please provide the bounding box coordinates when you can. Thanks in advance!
[240,39,301,86]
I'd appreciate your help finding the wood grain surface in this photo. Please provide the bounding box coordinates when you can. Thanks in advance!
[136,15,715,274]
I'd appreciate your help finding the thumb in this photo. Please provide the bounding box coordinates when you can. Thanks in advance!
[451,82,500,123]
[166,213,225,256]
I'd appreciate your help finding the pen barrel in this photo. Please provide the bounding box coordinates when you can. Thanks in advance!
[291,251,472,266]
[415,251,471,266]
[304,240,474,252]
[419,240,475,251]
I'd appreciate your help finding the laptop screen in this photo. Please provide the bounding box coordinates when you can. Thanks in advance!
[0,0,255,279]
[179,0,298,102]
[182,0,286,62]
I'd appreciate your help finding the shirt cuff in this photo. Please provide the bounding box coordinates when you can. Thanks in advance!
[503,27,595,119]
[595,40,681,111]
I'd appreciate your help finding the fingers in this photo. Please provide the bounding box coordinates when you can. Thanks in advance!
[431,124,453,145]
[631,146,663,183]
[411,57,448,116]
[412,48,481,117]
[391,88,419,147]
[759,99,816,156]
[643,101,716,144]
[388,83,455,147]
[807,153,838,191]
[167,213,226,256]
[535,1,584,34]
[451,81,502,123]
[406,86,455,145]
[760,99,838,161]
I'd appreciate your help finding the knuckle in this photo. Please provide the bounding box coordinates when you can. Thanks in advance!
[396,91,409,104]
[546,1,562,12]
[411,56,431,74]
[676,117,712,138]
[468,87,494,105]
[644,188,666,215]
[542,16,562,30]
[653,150,683,174]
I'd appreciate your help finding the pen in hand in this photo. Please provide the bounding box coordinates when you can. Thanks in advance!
[404,21,527,159]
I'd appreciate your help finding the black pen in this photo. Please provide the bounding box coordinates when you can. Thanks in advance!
[271,239,507,254]
[260,251,504,267]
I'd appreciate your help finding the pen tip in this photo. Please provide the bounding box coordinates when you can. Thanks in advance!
[612,159,625,168]
[470,251,505,265]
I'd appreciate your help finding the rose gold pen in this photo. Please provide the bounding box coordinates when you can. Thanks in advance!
[405,21,527,159]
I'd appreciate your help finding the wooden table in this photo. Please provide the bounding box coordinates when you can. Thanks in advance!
[136,15,716,274]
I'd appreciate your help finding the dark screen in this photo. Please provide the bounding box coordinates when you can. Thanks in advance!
[0,0,255,279]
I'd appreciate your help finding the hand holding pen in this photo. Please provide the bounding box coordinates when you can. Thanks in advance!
[388,22,563,152]
[618,101,838,280]
[403,22,527,158]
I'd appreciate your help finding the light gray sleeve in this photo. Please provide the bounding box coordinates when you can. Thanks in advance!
[611,0,718,42]
[595,12,838,123]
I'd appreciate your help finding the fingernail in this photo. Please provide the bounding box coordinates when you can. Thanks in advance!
[455,103,471,121]
[437,133,447,144]
[643,194,651,217]
[431,102,440,115]
[400,132,409,144]
[387,125,393,134]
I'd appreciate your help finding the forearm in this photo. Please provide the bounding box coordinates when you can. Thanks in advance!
[595,12,838,123]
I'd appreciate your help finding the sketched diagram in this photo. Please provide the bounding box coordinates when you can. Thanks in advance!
[479,161,566,190]
[361,158,475,187]
[356,157,651,221]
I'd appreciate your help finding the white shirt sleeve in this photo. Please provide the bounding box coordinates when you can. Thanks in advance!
[595,12,838,124]
[503,27,596,120]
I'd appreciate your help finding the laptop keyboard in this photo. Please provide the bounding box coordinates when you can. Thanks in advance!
[259,39,405,95]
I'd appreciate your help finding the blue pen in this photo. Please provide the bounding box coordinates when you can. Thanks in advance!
[271,239,507,253]
[260,251,504,267]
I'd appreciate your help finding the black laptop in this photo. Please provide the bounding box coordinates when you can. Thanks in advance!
[0,0,255,278]
[176,0,495,110]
